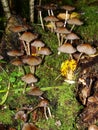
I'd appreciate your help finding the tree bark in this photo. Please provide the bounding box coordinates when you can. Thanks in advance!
[1,0,11,19]
[29,0,34,23]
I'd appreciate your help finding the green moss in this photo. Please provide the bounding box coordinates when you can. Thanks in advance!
[0,108,14,125]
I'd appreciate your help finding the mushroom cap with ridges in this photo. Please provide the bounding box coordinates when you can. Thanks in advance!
[22,56,42,66]
[55,27,70,34]
[44,15,59,22]
[58,43,76,53]
[27,86,43,96]
[37,47,52,55]
[22,123,39,130]
[31,40,45,47]
[67,18,83,25]
[11,59,23,66]
[43,3,57,10]
[77,43,96,55]
[7,50,24,57]
[9,25,28,33]
[19,32,38,43]
[60,5,75,11]
[57,13,70,20]
[66,33,80,40]
[21,73,38,84]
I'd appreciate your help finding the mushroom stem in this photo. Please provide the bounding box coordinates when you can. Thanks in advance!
[56,33,61,46]
[48,9,51,16]
[27,43,30,55]
[64,10,68,27]
[77,52,83,63]
[44,106,48,120]
[50,9,54,16]
[39,10,44,30]
[47,106,52,117]
[22,41,28,55]
[70,54,73,59]
[70,24,75,32]
[29,65,35,74]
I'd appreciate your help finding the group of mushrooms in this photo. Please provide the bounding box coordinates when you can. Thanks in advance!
[36,3,97,63]
[0,3,98,130]
[0,12,53,129]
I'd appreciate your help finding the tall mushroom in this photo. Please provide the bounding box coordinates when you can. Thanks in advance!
[54,27,70,46]
[36,5,44,30]
[67,18,83,31]
[44,15,59,31]
[19,32,38,55]
[60,5,75,27]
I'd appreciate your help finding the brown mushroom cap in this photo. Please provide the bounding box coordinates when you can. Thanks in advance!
[66,33,80,40]
[31,40,45,47]
[88,124,98,130]
[37,47,52,55]
[54,27,70,34]
[22,123,39,130]
[44,15,59,22]
[67,18,83,25]
[43,3,57,11]
[77,43,96,55]
[58,43,76,53]
[21,73,38,84]
[19,32,38,43]
[22,56,42,66]
[55,21,64,27]
[9,25,28,33]
[11,59,23,66]
[57,13,70,20]
[60,5,75,11]
[38,99,49,107]
[7,50,24,57]
[27,86,43,96]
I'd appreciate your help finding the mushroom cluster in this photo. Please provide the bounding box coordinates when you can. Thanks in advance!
[5,16,52,125]
[35,3,83,49]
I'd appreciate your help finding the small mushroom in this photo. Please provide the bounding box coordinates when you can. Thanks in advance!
[27,86,43,97]
[28,98,52,120]
[37,47,52,59]
[22,56,42,73]
[22,123,39,130]
[44,15,59,31]
[21,73,38,84]
[7,50,24,57]
[58,43,76,59]
[31,39,45,55]
[15,110,28,122]
[77,43,96,63]
[10,58,23,66]
[65,32,80,43]
[67,18,83,31]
